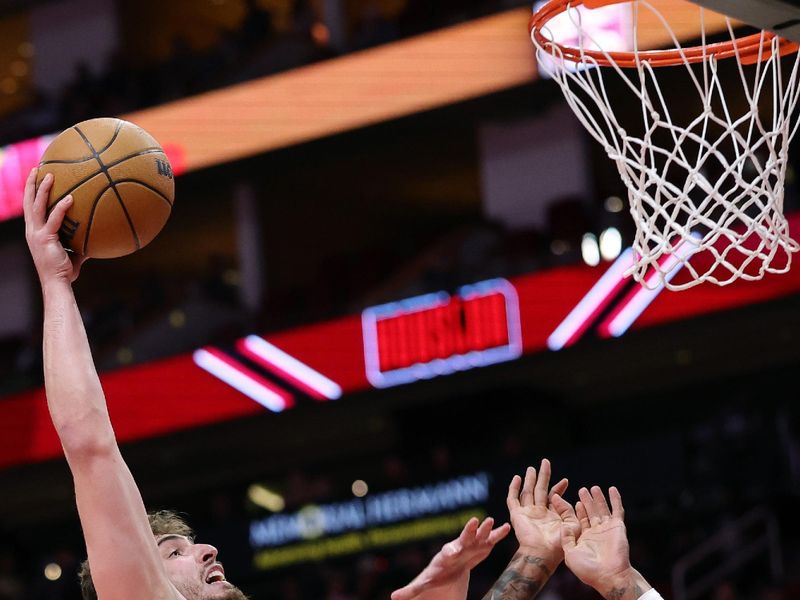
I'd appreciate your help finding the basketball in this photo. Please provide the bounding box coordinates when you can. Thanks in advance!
[36,117,175,259]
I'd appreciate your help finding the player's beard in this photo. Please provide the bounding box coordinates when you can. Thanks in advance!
[176,580,250,600]
[215,590,249,600]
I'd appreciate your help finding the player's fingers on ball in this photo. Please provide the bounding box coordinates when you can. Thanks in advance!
[507,475,522,510]
[34,172,54,219]
[520,466,536,506]
[591,485,612,519]
[45,195,73,235]
[23,168,38,218]
[534,459,551,506]
[609,486,625,520]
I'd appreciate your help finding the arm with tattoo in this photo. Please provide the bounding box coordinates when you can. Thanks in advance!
[481,550,557,599]
[603,569,651,600]
[482,459,569,599]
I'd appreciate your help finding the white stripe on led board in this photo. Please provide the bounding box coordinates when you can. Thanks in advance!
[193,348,287,412]
[547,248,634,351]
[604,241,698,338]
[243,335,342,400]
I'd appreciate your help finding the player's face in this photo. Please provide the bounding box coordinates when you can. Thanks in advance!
[156,535,248,600]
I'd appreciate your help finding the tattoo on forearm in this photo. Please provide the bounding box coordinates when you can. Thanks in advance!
[522,556,551,576]
[606,583,644,600]
[606,584,645,600]
[607,588,626,600]
[482,553,551,599]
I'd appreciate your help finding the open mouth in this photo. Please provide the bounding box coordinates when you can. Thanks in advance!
[205,567,226,584]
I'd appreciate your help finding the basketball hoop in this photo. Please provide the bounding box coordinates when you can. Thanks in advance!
[531,0,800,289]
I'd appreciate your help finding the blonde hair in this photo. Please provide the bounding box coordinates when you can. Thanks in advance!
[78,510,194,600]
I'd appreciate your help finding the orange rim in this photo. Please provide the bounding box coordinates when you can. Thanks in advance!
[529,0,800,68]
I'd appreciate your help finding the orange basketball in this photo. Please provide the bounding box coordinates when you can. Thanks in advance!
[36,118,175,259]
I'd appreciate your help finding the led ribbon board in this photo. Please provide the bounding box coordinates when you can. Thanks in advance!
[0,134,186,222]
[362,279,522,388]
[249,472,490,570]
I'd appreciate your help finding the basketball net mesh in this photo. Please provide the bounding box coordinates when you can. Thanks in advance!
[532,1,800,289]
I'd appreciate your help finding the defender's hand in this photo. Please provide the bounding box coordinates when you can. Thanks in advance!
[391,516,511,600]
[23,168,86,285]
[507,459,569,562]
[553,486,651,599]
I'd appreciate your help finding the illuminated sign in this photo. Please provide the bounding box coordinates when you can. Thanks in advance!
[252,508,485,571]
[0,136,52,221]
[533,0,632,77]
[1,214,799,471]
[249,472,489,549]
[362,279,522,388]
[0,6,733,226]
[0,134,186,222]
[248,473,490,570]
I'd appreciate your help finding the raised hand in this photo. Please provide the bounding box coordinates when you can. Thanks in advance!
[479,459,568,599]
[391,516,511,600]
[507,458,569,559]
[23,169,86,285]
[552,486,652,600]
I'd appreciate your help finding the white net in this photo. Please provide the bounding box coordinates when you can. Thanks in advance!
[532,0,800,289]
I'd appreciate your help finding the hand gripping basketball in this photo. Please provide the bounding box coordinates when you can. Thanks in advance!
[36,118,175,259]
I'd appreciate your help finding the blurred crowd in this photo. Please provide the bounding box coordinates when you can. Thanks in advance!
[0,0,528,146]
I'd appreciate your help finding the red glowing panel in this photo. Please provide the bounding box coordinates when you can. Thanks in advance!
[362,279,522,388]
[0,135,186,222]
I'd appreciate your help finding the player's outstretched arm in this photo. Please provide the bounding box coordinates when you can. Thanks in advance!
[552,486,656,600]
[481,459,568,599]
[24,169,179,600]
[391,516,511,600]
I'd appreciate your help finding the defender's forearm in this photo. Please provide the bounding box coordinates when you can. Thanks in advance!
[600,568,653,600]
[42,280,114,450]
[481,549,558,600]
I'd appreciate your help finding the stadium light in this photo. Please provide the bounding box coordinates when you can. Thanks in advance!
[248,484,286,513]
[581,233,600,267]
[599,227,623,261]
[44,563,62,581]
[351,480,369,498]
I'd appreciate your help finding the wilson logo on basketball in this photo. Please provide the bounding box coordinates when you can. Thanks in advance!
[156,159,173,179]
[59,215,80,242]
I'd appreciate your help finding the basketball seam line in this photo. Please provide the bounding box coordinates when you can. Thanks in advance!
[39,120,125,166]
[97,119,124,155]
[41,147,162,166]
[45,148,165,205]
[78,180,172,253]
[46,148,166,205]
[107,179,173,208]
[74,125,141,255]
